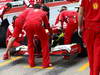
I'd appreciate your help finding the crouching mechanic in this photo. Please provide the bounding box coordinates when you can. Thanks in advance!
[6,16,26,52]
[3,4,52,68]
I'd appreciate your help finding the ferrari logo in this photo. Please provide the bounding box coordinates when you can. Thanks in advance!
[93,3,99,10]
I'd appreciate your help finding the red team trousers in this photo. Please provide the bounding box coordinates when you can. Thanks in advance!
[24,22,50,66]
[83,22,100,75]
[64,22,78,44]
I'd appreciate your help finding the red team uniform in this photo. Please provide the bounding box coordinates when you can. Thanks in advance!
[6,24,26,47]
[59,10,78,44]
[80,0,100,75]
[12,8,51,67]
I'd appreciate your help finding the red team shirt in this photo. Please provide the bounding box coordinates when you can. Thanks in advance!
[12,8,49,38]
[59,10,78,30]
[81,0,100,31]
[59,10,78,24]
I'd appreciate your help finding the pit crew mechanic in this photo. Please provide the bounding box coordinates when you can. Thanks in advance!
[3,4,52,68]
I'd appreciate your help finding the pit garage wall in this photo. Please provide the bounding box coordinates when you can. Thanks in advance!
[5,1,79,14]
[49,2,79,26]
[4,1,80,26]
[0,0,12,2]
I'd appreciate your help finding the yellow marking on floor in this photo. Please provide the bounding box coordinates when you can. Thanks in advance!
[0,57,4,60]
[0,56,23,67]
[78,62,89,72]
[24,65,55,70]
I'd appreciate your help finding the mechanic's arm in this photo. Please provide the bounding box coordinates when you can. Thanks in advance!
[55,14,60,25]
[78,6,84,37]
[4,37,16,56]
[59,13,64,30]
[43,14,53,34]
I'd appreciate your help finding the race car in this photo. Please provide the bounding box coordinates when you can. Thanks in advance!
[9,43,81,59]
[8,28,83,60]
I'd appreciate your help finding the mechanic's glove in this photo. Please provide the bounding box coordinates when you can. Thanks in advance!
[78,26,83,38]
